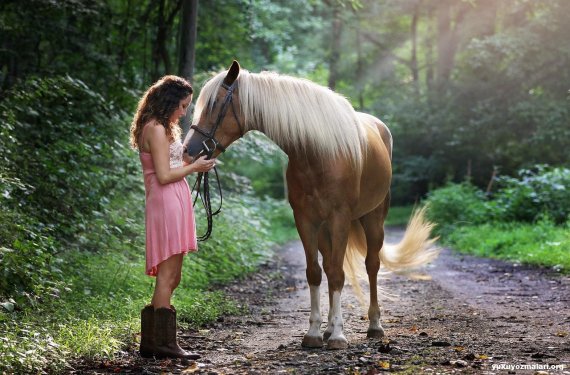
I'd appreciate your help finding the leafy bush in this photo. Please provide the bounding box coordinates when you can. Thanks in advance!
[425,165,570,233]
[424,182,490,236]
[494,165,570,224]
[0,208,66,307]
[0,75,137,242]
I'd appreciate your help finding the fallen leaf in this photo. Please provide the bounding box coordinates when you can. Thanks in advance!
[378,361,390,369]
[181,362,199,374]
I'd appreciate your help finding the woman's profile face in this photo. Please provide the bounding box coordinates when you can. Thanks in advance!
[169,94,193,123]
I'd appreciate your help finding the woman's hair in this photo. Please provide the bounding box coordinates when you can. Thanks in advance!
[130,75,193,150]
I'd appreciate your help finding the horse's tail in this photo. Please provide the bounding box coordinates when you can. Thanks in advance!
[343,206,440,305]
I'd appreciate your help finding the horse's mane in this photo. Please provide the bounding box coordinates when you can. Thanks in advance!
[194,68,366,167]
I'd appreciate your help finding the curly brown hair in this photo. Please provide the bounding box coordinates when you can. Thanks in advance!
[130,75,193,150]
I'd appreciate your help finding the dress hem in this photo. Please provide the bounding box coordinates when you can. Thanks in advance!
[146,247,198,277]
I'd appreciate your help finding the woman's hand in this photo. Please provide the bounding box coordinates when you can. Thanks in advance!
[191,155,216,173]
[183,152,193,165]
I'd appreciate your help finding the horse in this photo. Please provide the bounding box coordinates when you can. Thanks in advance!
[185,61,439,349]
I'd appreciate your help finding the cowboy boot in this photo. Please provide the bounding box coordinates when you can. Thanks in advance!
[154,306,201,359]
[140,305,155,358]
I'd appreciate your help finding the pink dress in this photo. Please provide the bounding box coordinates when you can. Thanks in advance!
[140,136,197,276]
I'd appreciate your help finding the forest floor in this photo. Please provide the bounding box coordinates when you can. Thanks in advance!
[74,228,570,375]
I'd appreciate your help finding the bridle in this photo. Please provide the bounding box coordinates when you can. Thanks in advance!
[188,80,244,241]
[189,81,244,159]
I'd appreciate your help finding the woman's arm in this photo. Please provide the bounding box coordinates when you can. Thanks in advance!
[147,124,214,185]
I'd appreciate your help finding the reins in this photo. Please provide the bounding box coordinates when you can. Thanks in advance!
[189,81,244,241]
[191,162,223,242]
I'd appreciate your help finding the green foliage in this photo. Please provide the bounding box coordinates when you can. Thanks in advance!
[0,189,291,373]
[446,219,570,273]
[0,210,65,307]
[424,182,490,236]
[425,166,570,271]
[0,322,67,374]
[425,166,570,233]
[0,76,138,241]
[494,166,570,224]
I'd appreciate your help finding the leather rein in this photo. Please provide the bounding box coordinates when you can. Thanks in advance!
[188,81,244,241]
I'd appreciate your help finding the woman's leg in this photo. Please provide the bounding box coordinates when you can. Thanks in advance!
[151,254,184,308]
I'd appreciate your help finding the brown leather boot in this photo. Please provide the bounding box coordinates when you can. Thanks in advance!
[153,307,200,359]
[139,305,155,358]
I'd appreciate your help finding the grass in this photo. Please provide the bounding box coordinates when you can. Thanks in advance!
[0,193,293,374]
[444,219,570,273]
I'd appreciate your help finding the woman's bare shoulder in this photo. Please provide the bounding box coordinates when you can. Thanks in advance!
[146,121,167,138]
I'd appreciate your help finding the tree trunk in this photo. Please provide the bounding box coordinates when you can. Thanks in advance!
[436,0,452,88]
[355,13,364,110]
[435,0,468,93]
[178,0,198,82]
[328,4,342,90]
[178,0,199,135]
[425,4,435,101]
[475,0,497,37]
[411,2,420,96]
[117,0,133,79]
[152,0,166,80]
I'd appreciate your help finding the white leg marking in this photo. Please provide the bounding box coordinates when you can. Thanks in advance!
[368,305,383,332]
[307,285,322,337]
[327,291,347,346]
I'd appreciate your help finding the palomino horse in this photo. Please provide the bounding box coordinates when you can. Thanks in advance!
[185,61,438,349]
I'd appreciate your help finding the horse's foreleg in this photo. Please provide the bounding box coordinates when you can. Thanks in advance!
[295,213,323,348]
[318,228,334,342]
[321,215,350,350]
[360,202,389,339]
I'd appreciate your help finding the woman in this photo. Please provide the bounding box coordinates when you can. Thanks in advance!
[130,75,215,359]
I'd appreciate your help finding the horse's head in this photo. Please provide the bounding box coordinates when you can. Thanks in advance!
[185,60,245,160]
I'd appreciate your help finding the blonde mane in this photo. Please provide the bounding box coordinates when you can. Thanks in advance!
[194,68,367,168]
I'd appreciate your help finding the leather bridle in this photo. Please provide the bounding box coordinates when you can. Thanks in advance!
[188,81,244,241]
[189,81,244,159]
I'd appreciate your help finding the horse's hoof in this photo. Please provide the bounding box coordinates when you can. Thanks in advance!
[326,338,348,350]
[367,328,385,339]
[301,335,323,348]
[323,331,332,342]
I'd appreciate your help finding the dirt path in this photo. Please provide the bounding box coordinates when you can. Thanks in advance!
[79,229,570,374]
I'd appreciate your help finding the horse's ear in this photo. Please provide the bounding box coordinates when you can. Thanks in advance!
[223,60,240,86]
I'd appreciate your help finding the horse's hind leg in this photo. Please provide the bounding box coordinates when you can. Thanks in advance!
[294,212,324,348]
[360,196,390,339]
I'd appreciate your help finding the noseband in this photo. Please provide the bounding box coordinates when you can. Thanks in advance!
[189,81,244,159]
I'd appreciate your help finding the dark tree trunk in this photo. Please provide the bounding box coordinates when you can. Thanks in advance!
[178,0,199,135]
[152,0,166,80]
[327,3,342,90]
[117,0,133,79]
[178,0,198,82]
